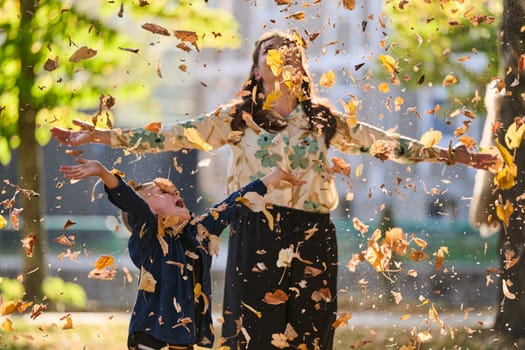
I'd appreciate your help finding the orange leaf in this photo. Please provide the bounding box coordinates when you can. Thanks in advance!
[264,289,288,305]
[144,122,162,133]
[69,46,97,63]
[141,22,170,36]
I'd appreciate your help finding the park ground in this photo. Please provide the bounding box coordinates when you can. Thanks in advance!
[2,310,525,349]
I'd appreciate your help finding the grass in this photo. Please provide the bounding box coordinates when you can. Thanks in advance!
[2,311,525,350]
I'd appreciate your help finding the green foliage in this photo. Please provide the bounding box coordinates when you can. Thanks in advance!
[381,0,502,102]
[0,0,240,165]
[41,276,87,310]
[0,277,25,300]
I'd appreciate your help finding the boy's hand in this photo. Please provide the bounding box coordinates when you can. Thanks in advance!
[262,167,306,188]
[60,158,119,189]
[59,158,107,179]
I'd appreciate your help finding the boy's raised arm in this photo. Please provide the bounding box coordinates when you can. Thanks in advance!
[59,158,119,189]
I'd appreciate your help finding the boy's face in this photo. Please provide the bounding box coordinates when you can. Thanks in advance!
[141,184,191,221]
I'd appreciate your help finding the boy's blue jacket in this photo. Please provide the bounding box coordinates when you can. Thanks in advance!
[105,176,267,347]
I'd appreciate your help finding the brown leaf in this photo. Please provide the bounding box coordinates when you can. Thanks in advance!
[173,30,199,51]
[21,233,36,257]
[332,157,351,176]
[44,57,59,71]
[144,122,162,133]
[69,46,97,63]
[53,234,75,247]
[264,289,288,305]
[141,22,170,36]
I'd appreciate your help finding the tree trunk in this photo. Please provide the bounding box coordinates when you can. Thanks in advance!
[494,0,525,338]
[17,0,46,301]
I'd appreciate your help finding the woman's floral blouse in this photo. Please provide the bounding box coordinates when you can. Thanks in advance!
[111,104,444,213]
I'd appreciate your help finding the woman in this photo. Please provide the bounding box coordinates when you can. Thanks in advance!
[52,30,498,349]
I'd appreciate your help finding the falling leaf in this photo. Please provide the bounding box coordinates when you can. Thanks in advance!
[62,315,74,329]
[420,129,442,147]
[144,122,162,133]
[53,234,75,247]
[352,217,368,235]
[378,82,389,93]
[417,331,433,343]
[0,300,23,316]
[264,289,288,305]
[496,199,513,228]
[378,54,398,74]
[0,215,7,229]
[319,70,336,87]
[241,301,262,318]
[141,22,170,36]
[442,73,458,87]
[184,128,213,151]
[274,0,292,5]
[502,279,516,300]
[277,246,294,268]
[44,57,59,71]
[10,207,23,231]
[505,119,525,150]
[267,49,283,77]
[69,46,97,63]
[271,333,290,349]
[173,30,199,51]
[435,246,448,271]
[21,233,36,257]
[332,312,352,328]
[94,255,115,270]
[342,0,356,10]
[331,157,351,176]
[138,266,157,292]
[284,12,305,20]
[1,318,14,332]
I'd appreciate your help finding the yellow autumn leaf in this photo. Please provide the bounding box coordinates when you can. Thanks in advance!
[340,98,358,128]
[495,139,514,166]
[420,129,442,147]
[1,318,14,332]
[0,215,6,229]
[442,73,458,87]
[0,300,22,316]
[94,255,115,270]
[62,315,74,330]
[184,128,213,152]
[378,82,389,93]
[496,199,513,228]
[355,163,363,179]
[263,90,280,110]
[378,54,398,74]
[494,164,517,190]
[319,70,336,88]
[505,120,525,150]
[267,49,283,77]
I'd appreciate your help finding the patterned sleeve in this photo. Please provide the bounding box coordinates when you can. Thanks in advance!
[330,110,445,164]
[195,179,268,237]
[109,104,235,153]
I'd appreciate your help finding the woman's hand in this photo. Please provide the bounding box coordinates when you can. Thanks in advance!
[262,167,306,187]
[453,144,502,171]
[51,120,110,146]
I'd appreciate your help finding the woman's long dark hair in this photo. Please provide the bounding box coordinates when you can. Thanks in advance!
[230,30,337,147]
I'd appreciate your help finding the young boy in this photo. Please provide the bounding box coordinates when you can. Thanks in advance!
[59,158,305,350]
